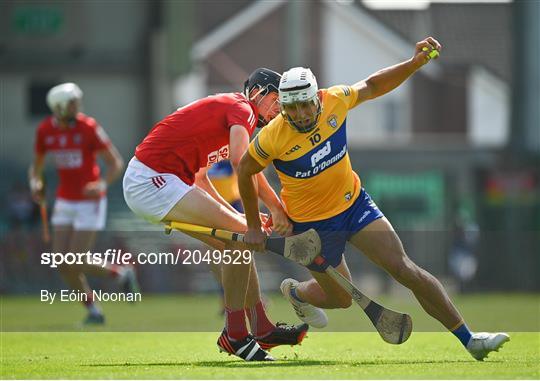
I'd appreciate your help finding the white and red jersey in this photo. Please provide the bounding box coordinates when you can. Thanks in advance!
[34,113,111,200]
[135,93,258,185]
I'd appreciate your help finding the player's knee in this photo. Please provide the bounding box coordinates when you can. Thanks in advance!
[387,255,420,287]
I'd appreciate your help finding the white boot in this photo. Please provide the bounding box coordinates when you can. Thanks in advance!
[466,332,510,361]
[280,278,328,328]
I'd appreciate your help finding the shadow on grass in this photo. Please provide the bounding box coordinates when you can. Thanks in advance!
[85,358,485,368]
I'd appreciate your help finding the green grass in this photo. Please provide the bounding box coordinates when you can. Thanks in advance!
[2,332,538,379]
[2,293,539,332]
[1,294,539,379]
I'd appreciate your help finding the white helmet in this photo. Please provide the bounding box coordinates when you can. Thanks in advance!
[46,83,83,117]
[279,67,322,133]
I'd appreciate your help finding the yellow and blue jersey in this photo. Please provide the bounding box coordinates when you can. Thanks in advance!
[208,160,240,203]
[248,85,362,222]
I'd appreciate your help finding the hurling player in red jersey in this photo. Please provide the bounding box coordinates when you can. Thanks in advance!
[29,83,138,325]
[123,69,307,361]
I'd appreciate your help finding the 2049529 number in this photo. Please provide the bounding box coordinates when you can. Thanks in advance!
[182,249,252,265]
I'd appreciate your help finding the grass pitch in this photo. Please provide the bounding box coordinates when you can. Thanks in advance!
[2,332,538,379]
[1,294,539,379]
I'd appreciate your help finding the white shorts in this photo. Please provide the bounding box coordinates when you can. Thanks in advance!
[123,157,194,224]
[51,197,107,231]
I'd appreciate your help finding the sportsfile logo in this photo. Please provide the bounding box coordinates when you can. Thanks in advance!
[310,141,331,167]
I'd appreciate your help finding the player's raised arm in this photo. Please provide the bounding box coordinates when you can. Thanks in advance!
[352,36,442,108]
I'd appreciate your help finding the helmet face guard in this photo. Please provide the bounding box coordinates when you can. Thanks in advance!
[279,67,321,133]
[253,88,280,128]
[281,96,322,133]
[244,68,281,128]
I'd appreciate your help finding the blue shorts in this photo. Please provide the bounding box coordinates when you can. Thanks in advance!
[291,188,384,272]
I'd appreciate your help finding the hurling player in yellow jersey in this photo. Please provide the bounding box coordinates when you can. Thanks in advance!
[238,37,509,361]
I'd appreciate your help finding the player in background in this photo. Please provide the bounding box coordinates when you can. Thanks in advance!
[238,38,509,361]
[208,160,243,213]
[123,68,307,361]
[29,83,138,325]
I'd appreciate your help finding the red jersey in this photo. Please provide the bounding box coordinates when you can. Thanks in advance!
[34,113,111,200]
[135,93,258,185]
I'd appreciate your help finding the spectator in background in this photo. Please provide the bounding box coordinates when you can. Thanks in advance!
[28,83,138,325]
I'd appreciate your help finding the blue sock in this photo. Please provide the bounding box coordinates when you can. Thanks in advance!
[290,287,305,303]
[452,322,472,346]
